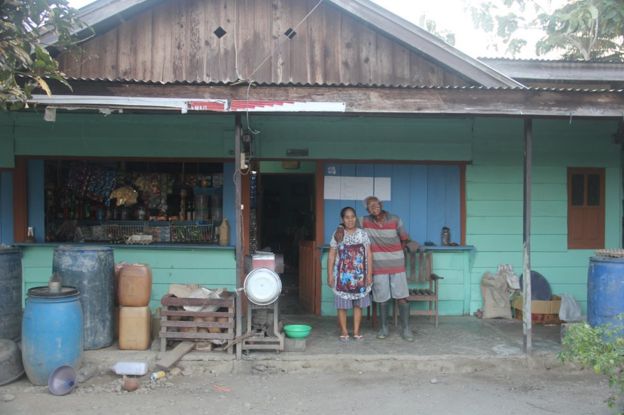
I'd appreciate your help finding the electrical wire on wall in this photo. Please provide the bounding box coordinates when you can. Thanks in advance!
[232,0,325,154]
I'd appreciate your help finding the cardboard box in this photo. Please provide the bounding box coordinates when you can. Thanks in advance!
[512,294,562,324]
[512,294,561,315]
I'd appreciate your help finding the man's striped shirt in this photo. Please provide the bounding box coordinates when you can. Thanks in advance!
[361,212,409,275]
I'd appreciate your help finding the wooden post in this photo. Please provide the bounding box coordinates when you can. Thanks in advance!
[12,157,28,242]
[523,118,533,355]
[314,161,325,315]
[234,115,243,360]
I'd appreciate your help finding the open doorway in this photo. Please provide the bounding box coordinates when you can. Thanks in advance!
[258,173,315,314]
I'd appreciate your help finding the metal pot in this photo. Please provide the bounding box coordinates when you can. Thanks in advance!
[244,268,282,305]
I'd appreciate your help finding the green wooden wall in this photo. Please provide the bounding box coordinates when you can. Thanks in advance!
[250,115,473,161]
[1,112,235,160]
[467,118,622,314]
[21,245,236,310]
[7,112,622,316]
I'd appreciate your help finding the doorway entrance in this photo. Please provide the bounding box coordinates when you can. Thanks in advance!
[258,173,315,314]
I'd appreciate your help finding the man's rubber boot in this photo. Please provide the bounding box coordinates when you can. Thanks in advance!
[376,301,389,339]
[399,302,415,342]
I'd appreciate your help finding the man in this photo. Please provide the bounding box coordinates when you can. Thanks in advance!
[361,196,414,341]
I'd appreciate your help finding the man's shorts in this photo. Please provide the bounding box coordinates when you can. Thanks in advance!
[372,272,409,303]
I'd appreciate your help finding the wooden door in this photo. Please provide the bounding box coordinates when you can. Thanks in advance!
[299,240,320,314]
[567,168,605,249]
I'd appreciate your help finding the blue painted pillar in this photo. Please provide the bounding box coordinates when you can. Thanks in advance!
[0,171,14,244]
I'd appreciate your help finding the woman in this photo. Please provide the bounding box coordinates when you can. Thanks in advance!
[327,206,373,341]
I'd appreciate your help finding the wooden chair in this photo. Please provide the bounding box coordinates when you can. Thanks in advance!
[393,272,443,328]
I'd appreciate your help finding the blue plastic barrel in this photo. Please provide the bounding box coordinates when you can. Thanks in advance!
[0,248,22,341]
[53,245,114,350]
[22,286,83,385]
[588,256,624,331]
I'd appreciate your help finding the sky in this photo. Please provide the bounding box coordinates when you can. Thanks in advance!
[67,0,564,59]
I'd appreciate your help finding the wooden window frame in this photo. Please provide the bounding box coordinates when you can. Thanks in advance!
[567,167,605,249]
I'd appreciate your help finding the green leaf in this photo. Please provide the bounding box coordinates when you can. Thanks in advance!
[1,0,84,108]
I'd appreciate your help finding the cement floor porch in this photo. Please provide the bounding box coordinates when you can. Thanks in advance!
[84,316,564,375]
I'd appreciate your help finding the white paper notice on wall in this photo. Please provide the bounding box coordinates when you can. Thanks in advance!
[341,177,373,200]
[324,176,391,201]
[373,177,391,201]
[324,176,341,199]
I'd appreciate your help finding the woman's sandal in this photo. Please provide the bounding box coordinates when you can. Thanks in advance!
[339,335,350,342]
[353,334,364,341]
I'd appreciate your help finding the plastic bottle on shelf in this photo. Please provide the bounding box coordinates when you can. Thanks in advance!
[218,218,230,246]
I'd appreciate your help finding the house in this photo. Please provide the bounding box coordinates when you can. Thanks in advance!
[1,0,622,330]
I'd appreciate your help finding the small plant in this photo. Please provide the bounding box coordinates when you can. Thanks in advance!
[559,320,624,412]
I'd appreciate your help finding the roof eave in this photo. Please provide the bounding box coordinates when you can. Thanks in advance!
[40,0,155,46]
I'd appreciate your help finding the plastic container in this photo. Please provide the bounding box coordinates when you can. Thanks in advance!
[53,245,114,350]
[588,256,624,332]
[0,247,22,341]
[118,264,152,307]
[118,306,151,350]
[218,218,230,246]
[111,361,148,376]
[194,194,209,221]
[22,286,83,386]
[48,365,77,396]
[283,324,312,339]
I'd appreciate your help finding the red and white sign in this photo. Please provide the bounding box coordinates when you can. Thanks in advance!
[229,100,345,112]
[186,99,345,113]
[187,100,228,112]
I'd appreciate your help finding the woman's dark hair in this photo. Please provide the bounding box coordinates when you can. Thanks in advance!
[340,206,356,219]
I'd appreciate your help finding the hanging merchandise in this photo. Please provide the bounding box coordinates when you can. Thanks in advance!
[110,186,139,207]
[85,166,117,202]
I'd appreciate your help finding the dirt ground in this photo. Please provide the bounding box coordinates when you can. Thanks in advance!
[0,362,612,415]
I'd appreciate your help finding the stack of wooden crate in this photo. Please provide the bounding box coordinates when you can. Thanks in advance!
[159,291,236,353]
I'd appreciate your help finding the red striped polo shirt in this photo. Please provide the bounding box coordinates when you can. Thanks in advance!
[361,212,409,275]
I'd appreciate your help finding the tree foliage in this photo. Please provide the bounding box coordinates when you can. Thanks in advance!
[0,0,84,109]
[537,0,624,60]
[560,321,624,413]
[418,15,456,46]
[470,0,624,61]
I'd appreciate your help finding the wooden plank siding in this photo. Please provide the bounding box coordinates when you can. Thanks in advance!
[57,0,470,87]
[466,118,621,314]
[21,246,237,310]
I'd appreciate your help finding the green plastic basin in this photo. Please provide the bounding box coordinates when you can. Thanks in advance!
[283,324,312,339]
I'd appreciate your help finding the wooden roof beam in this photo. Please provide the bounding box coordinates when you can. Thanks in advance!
[52,82,624,118]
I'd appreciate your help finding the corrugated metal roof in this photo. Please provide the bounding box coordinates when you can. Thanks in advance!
[480,58,624,82]
[64,76,623,93]
[479,57,624,64]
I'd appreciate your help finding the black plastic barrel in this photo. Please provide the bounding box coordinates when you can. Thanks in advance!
[52,245,114,350]
[588,256,624,332]
[0,248,22,341]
